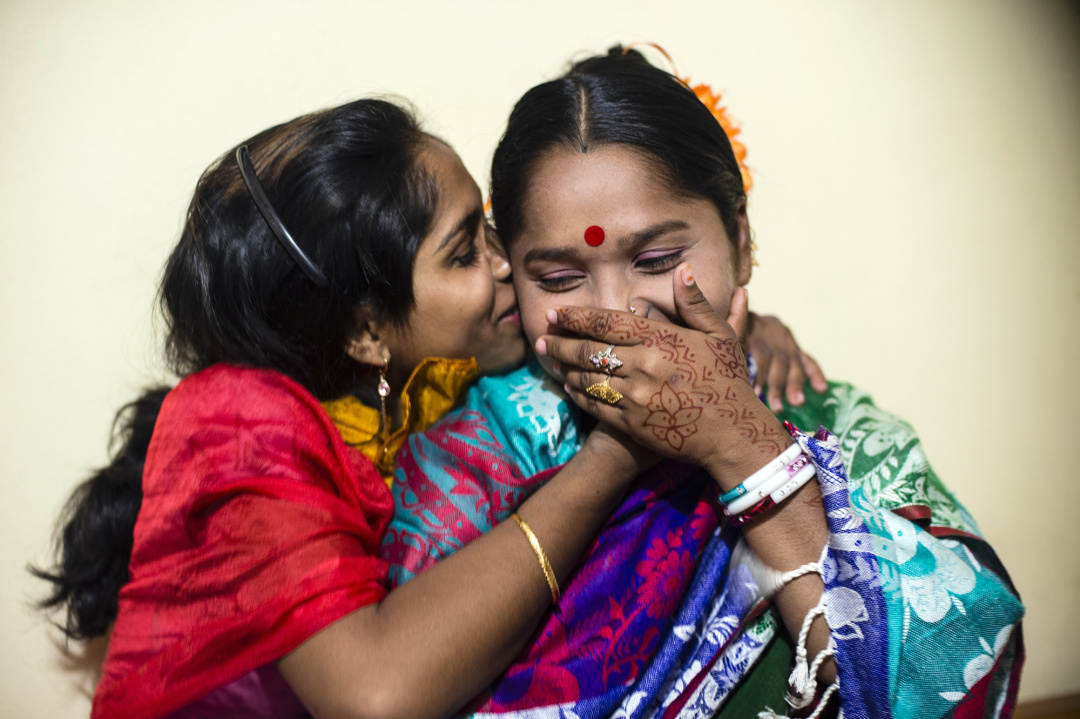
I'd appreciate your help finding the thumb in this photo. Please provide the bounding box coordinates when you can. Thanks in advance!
[727,287,750,349]
[673,263,728,335]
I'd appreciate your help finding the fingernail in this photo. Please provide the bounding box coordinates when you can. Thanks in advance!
[546,309,558,324]
[552,360,562,376]
[564,382,572,394]
[682,264,695,286]
[771,398,783,412]
[535,337,547,355]
[794,391,805,405]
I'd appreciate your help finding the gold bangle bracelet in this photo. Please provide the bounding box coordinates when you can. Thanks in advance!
[510,513,561,604]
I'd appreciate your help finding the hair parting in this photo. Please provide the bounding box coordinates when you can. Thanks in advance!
[490,44,746,247]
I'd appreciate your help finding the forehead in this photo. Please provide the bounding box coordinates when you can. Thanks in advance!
[519,145,720,247]
[419,140,478,205]
[414,140,482,257]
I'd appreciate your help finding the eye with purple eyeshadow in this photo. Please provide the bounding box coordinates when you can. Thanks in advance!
[634,248,686,273]
[536,269,586,292]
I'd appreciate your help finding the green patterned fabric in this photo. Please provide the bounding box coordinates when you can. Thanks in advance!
[776,382,1023,717]
[779,382,981,536]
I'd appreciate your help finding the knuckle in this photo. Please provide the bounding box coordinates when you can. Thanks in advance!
[637,355,652,376]
[578,371,591,393]
[579,343,594,368]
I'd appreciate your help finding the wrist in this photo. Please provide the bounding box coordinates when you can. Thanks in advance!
[582,426,653,477]
[705,419,793,492]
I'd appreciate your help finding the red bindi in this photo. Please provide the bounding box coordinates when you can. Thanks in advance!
[584,225,605,247]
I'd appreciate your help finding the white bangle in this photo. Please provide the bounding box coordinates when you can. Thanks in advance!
[725,452,811,515]
[769,461,817,503]
[719,442,802,505]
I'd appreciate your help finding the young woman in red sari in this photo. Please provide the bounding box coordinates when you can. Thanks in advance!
[34,98,818,719]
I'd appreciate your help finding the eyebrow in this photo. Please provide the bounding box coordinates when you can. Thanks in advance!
[522,219,691,265]
[437,207,482,252]
[618,220,690,249]
[522,246,583,265]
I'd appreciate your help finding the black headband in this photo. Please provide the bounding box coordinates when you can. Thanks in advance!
[235,145,329,288]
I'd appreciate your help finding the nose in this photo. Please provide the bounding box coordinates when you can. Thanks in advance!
[491,254,511,281]
[596,281,631,314]
[484,225,512,281]
[596,277,646,317]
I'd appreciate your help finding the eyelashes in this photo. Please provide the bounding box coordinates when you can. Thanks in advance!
[635,248,686,272]
[535,249,687,292]
[453,238,480,267]
[536,271,584,291]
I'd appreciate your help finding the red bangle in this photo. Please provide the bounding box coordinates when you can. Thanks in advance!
[728,496,778,526]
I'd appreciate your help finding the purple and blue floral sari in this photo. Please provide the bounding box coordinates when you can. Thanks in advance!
[381,361,1024,718]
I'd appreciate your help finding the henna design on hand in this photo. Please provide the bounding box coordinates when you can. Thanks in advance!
[558,309,652,343]
[710,386,785,454]
[704,336,750,383]
[643,383,703,451]
[560,307,781,460]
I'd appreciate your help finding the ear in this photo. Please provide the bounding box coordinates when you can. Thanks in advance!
[732,201,754,287]
[345,307,391,367]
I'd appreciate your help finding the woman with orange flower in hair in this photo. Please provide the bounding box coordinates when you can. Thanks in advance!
[381,46,1025,719]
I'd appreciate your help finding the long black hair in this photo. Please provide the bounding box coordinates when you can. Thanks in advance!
[33,98,438,640]
[490,45,746,247]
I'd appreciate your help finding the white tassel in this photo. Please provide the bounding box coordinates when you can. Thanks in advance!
[736,542,836,716]
[787,601,825,708]
[789,654,811,699]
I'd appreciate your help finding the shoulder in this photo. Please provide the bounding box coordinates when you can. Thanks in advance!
[161,364,343,455]
[167,364,324,424]
[780,380,912,436]
[784,380,982,536]
[151,364,386,502]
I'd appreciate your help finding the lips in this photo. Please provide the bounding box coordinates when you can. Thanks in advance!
[498,305,521,325]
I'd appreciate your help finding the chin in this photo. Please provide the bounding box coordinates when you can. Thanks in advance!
[477,338,529,376]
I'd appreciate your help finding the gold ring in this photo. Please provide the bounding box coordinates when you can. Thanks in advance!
[585,377,623,405]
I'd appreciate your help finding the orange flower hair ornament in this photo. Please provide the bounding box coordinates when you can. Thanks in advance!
[623,43,754,193]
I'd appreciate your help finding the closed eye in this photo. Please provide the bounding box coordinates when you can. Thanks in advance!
[450,210,485,267]
[536,270,585,292]
[635,248,686,273]
[452,237,480,267]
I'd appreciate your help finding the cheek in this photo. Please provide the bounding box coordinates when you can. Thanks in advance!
[439,270,495,324]
[520,297,554,348]
[513,280,551,346]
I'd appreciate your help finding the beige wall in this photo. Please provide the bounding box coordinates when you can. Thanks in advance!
[2,1,1077,715]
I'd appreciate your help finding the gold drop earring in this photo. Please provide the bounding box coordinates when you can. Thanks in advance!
[377,358,391,444]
